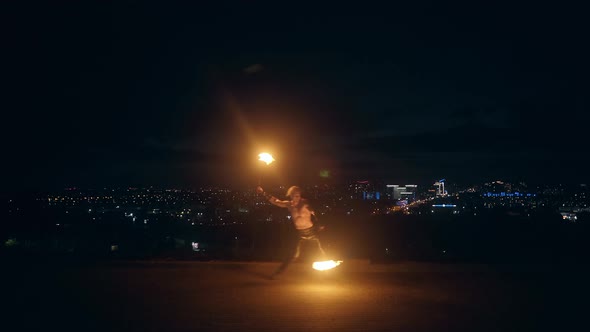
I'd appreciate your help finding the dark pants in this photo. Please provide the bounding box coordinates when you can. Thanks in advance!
[273,226,326,275]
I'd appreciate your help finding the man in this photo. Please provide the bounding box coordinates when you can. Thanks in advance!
[256,185,326,278]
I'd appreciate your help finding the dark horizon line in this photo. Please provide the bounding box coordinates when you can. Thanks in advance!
[2,179,588,195]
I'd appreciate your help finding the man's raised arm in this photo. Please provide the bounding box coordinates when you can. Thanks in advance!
[256,186,289,208]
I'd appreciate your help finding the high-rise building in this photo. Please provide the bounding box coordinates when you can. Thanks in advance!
[404,185,418,199]
[434,179,447,196]
[386,184,417,200]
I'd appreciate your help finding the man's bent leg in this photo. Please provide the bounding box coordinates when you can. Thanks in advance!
[312,238,327,258]
[272,239,303,277]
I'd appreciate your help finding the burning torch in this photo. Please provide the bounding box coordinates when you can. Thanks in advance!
[257,152,274,185]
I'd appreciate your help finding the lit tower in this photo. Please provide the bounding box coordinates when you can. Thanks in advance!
[434,179,446,196]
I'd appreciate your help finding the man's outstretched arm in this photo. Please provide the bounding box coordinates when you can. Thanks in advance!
[257,186,289,208]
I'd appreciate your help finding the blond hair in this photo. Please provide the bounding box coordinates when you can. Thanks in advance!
[286,186,302,198]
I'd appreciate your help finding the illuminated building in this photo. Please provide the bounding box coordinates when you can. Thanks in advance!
[433,179,447,196]
[386,184,417,200]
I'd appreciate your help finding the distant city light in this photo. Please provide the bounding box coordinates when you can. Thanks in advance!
[192,242,200,251]
[5,238,18,247]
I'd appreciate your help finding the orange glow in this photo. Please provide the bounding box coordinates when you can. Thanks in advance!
[258,152,275,165]
[312,260,343,271]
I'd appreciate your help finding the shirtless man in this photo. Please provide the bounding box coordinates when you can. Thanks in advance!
[256,185,326,278]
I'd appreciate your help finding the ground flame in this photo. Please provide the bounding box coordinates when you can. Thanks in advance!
[312,260,343,271]
[258,153,275,165]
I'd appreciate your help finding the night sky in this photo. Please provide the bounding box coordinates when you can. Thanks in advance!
[3,2,589,191]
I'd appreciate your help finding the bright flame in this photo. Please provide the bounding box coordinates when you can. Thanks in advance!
[312,260,343,271]
[258,153,275,165]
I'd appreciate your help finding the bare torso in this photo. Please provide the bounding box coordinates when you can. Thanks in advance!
[288,203,314,230]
